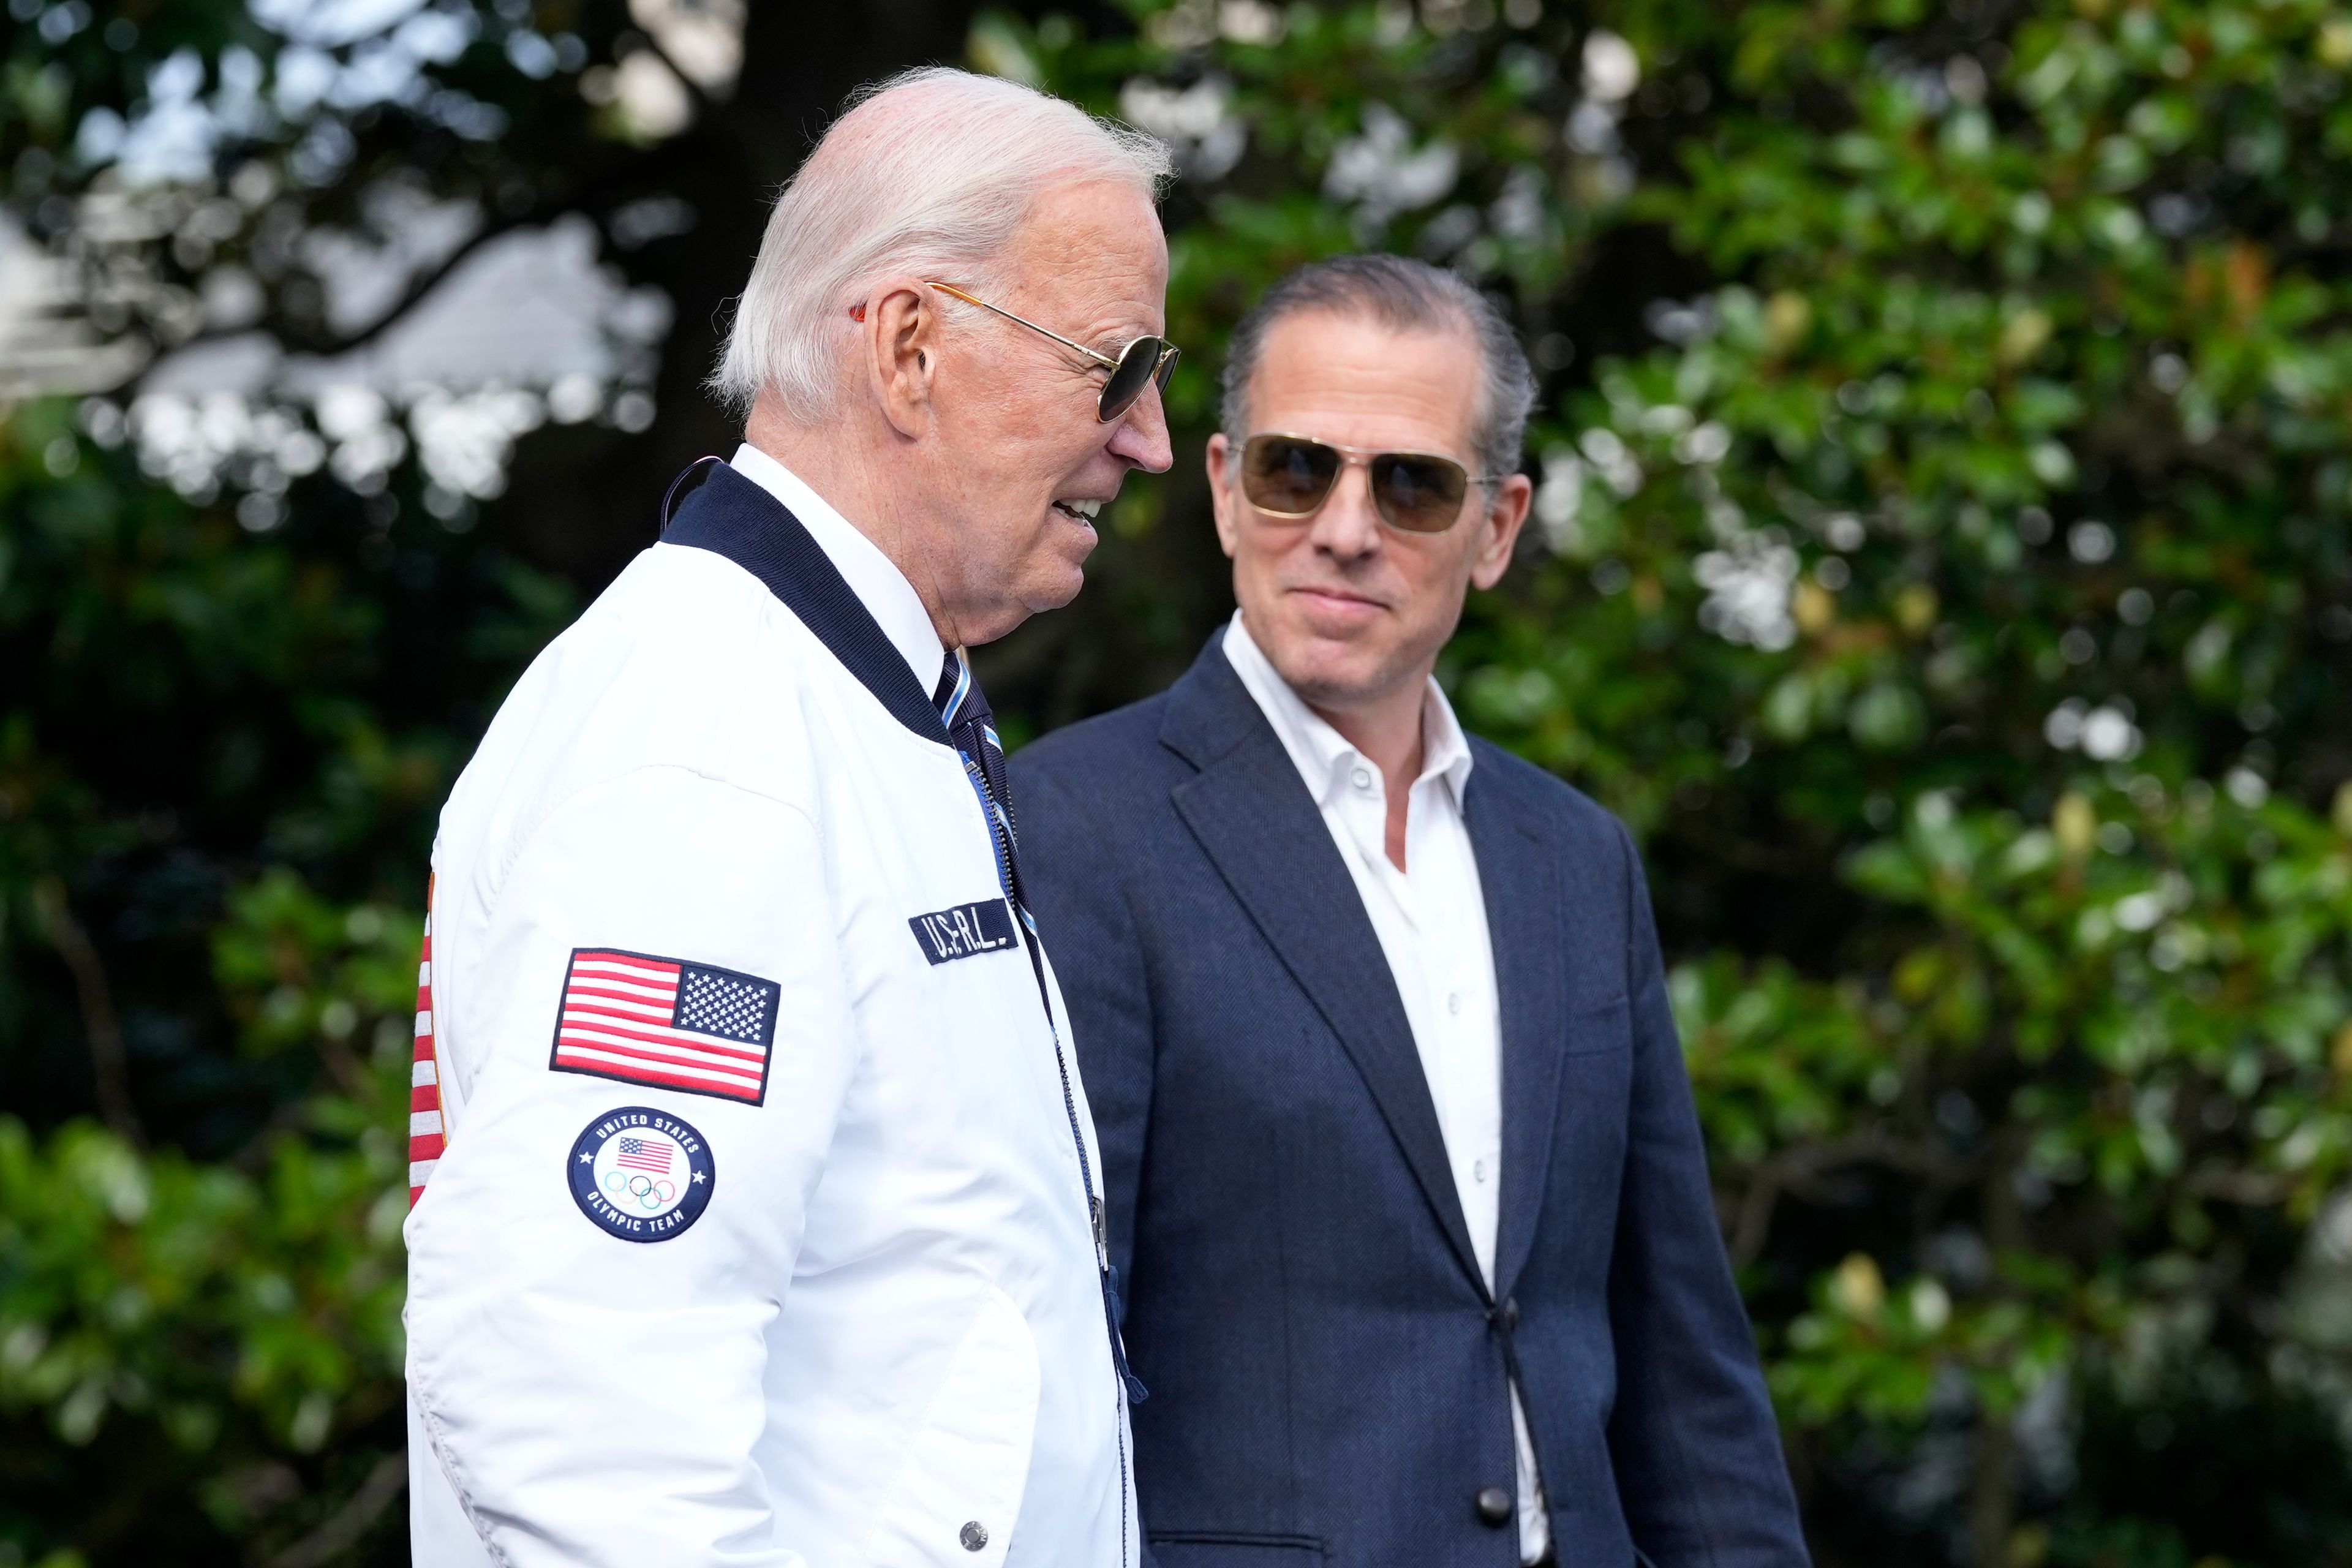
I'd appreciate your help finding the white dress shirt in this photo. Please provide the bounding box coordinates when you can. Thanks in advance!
[1221,611,1550,1563]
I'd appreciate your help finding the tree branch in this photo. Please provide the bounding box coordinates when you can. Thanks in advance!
[31,877,144,1148]
[228,1099,311,1176]
[1721,1124,1989,1269]
[135,208,538,383]
[2183,1165,2290,1205]
[1967,1126,2029,1568]
[1967,1407,2018,1568]
[265,1449,406,1568]
[307,214,528,358]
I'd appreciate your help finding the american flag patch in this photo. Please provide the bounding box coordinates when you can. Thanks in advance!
[409,877,444,1208]
[548,948,778,1104]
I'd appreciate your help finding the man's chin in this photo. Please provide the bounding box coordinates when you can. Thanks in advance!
[1023,559,1089,616]
[1262,638,1398,711]
[1267,606,1373,660]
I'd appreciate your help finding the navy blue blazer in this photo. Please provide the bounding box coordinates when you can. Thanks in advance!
[1013,632,1809,1568]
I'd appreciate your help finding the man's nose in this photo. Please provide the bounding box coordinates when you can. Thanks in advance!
[1306,461,1382,559]
[1108,384,1174,473]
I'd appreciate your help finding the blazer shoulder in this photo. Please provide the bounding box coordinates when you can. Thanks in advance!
[1468,735,1635,862]
[1014,692,1181,797]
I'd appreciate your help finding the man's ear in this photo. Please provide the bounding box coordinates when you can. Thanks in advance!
[1205,433,1241,561]
[867,281,937,439]
[1467,472,1534,591]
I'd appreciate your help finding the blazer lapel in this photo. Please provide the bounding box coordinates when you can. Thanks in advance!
[1469,759,1568,1305]
[1163,644,1487,1296]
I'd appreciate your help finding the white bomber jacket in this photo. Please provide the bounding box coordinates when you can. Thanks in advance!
[403,458,1134,1567]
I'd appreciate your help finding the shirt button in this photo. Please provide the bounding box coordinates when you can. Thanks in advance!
[1447,990,1464,1014]
[1473,1158,1488,1183]
[1351,767,1373,791]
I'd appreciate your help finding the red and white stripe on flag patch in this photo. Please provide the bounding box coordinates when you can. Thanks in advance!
[549,948,778,1104]
[409,877,445,1208]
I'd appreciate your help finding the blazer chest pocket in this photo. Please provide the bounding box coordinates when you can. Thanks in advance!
[1564,992,1632,1056]
[864,1283,1040,1567]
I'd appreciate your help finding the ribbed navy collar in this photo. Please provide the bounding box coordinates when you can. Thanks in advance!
[662,461,951,747]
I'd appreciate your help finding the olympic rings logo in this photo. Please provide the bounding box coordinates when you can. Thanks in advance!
[601,1164,679,1210]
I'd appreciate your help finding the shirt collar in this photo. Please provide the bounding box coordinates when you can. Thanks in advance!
[1221,610,1474,810]
[729,442,944,692]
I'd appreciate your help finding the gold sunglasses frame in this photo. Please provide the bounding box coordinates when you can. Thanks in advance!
[925,281,1178,423]
[1237,432,1510,535]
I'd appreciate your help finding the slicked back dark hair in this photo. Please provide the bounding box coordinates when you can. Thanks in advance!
[1219,253,1537,484]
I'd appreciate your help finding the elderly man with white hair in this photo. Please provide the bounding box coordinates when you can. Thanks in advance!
[400,69,1174,1568]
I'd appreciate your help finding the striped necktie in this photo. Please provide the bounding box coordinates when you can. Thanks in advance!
[933,648,1027,912]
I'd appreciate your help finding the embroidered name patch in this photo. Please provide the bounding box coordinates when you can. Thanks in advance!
[908,899,1018,965]
[568,1106,715,1242]
[549,948,778,1104]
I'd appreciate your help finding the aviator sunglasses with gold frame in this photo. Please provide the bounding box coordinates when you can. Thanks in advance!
[1236,432,1508,535]
[849,282,1178,423]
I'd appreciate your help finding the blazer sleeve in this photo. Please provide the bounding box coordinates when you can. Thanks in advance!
[1604,823,1812,1567]
[405,767,857,1568]
[1016,760,1155,1313]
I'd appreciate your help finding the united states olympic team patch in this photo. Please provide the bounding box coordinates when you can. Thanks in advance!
[568,1106,716,1242]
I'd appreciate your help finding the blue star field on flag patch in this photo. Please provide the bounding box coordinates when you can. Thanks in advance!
[674,966,772,1042]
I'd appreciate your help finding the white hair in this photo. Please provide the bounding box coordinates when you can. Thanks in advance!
[709,67,1173,420]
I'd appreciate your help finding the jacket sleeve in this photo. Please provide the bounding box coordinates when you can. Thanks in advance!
[1604,823,1812,1567]
[404,766,856,1568]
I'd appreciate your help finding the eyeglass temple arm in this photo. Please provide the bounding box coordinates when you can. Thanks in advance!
[925,282,1120,371]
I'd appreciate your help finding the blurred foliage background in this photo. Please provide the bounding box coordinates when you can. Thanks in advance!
[4,0,2352,1562]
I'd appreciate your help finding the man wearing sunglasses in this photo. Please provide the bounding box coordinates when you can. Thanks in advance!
[1016,255,1808,1567]
[403,69,1177,1568]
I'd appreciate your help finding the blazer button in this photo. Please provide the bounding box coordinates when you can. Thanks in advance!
[960,1520,989,1551]
[1500,1297,1520,1330]
[1476,1487,1513,1526]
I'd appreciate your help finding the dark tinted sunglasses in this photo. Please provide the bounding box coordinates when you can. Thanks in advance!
[1238,432,1506,534]
[925,282,1178,423]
